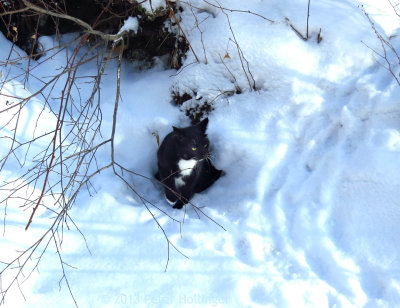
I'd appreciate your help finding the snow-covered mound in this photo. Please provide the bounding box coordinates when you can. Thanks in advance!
[1,0,400,307]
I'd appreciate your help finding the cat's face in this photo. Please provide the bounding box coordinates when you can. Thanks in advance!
[176,133,209,160]
[172,118,210,161]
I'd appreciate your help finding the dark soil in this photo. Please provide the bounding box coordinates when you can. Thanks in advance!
[0,0,188,67]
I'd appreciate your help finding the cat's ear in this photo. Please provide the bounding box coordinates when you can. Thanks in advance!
[172,126,182,133]
[172,126,185,141]
[197,118,209,133]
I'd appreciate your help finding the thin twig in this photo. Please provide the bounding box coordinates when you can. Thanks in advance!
[360,5,400,86]
[212,0,255,90]
[189,4,208,63]
[22,0,133,41]
[166,0,200,63]
[198,0,274,23]
[306,0,311,40]
[25,35,89,231]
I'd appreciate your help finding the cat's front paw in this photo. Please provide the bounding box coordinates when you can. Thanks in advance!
[172,200,185,209]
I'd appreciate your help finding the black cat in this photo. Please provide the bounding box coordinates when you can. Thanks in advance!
[155,118,222,209]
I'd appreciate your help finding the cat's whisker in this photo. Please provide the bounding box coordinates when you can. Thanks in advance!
[202,151,212,161]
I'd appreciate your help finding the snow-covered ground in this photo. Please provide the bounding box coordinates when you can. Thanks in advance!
[1,0,400,307]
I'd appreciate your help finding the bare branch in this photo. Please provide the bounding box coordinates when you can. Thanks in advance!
[22,0,132,42]
[166,0,200,63]
[196,0,274,23]
[306,0,311,40]
[360,4,400,86]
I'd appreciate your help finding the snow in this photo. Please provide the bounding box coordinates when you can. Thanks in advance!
[358,0,400,35]
[1,0,400,307]
[117,17,139,35]
[139,0,167,14]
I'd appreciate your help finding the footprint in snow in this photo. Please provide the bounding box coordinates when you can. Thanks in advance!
[235,237,258,266]
[250,283,271,305]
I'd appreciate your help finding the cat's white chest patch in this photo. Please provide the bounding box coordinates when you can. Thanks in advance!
[174,159,197,188]
[178,159,197,176]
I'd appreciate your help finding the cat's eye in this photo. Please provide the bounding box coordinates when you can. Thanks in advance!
[204,144,208,148]
[192,147,197,151]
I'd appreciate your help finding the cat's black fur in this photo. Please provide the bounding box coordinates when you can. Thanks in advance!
[155,118,222,209]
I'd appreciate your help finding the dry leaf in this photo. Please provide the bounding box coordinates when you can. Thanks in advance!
[152,132,160,147]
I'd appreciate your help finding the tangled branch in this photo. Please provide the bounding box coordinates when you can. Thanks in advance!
[361,4,400,86]
[0,1,226,305]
